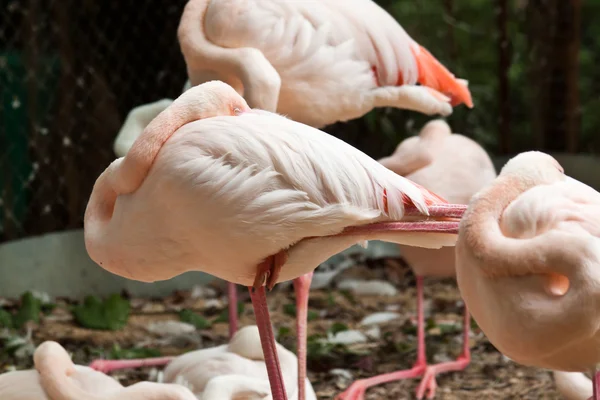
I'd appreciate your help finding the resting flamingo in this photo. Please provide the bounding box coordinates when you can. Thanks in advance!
[177,0,472,128]
[0,341,196,400]
[112,96,241,339]
[337,119,496,399]
[83,80,467,400]
[90,325,316,399]
[454,151,600,400]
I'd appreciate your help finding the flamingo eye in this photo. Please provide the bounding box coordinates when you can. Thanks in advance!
[232,107,243,116]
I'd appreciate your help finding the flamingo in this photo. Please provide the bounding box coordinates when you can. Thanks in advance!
[177,0,473,128]
[0,341,196,400]
[89,325,316,399]
[112,89,242,341]
[454,151,600,400]
[83,80,468,400]
[554,371,594,400]
[337,119,496,399]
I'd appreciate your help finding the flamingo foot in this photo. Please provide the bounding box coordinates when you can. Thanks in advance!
[89,356,175,374]
[335,363,427,400]
[253,250,288,290]
[414,355,470,399]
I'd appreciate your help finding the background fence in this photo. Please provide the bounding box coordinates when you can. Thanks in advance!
[0,0,592,243]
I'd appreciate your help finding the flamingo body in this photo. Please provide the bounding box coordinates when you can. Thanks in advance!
[163,325,317,400]
[85,82,457,288]
[380,120,497,276]
[0,341,196,400]
[179,0,472,127]
[456,152,600,372]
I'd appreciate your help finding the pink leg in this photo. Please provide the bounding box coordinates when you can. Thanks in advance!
[228,281,238,339]
[249,284,288,400]
[414,306,471,399]
[594,369,600,400]
[335,276,428,400]
[293,272,313,400]
[89,356,175,374]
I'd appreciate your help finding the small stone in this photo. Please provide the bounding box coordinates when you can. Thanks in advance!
[203,299,224,309]
[141,302,167,313]
[365,326,381,340]
[337,279,398,296]
[145,321,196,337]
[360,312,401,326]
[326,330,368,345]
[330,368,353,381]
[190,285,218,299]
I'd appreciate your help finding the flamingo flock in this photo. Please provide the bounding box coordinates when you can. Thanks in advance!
[2,0,599,400]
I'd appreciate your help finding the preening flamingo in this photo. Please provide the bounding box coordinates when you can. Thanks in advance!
[89,325,316,399]
[0,341,196,400]
[454,151,600,400]
[337,119,496,399]
[112,96,241,339]
[84,81,467,400]
[177,0,473,128]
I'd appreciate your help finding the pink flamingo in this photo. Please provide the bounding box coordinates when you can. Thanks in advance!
[0,341,196,400]
[91,325,316,399]
[84,81,467,400]
[177,0,473,128]
[337,119,496,399]
[454,151,600,400]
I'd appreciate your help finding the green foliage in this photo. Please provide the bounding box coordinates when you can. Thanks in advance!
[179,309,212,329]
[328,322,349,336]
[12,292,42,328]
[73,294,130,331]
[109,343,162,360]
[0,308,13,328]
[282,304,319,321]
[214,302,245,323]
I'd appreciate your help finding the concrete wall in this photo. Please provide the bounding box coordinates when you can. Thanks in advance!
[0,153,598,299]
[0,229,213,298]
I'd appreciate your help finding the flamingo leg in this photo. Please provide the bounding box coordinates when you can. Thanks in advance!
[89,356,175,374]
[594,367,600,400]
[335,276,429,400]
[249,253,289,400]
[293,271,314,400]
[253,251,288,290]
[228,281,238,339]
[414,305,471,399]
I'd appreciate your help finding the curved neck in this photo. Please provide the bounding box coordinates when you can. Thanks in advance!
[460,175,587,281]
[115,89,215,195]
[35,342,104,400]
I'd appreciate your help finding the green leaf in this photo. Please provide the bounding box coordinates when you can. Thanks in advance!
[214,302,244,323]
[277,326,291,340]
[339,290,356,305]
[13,291,42,328]
[179,309,212,329]
[328,322,349,336]
[109,343,161,360]
[73,294,130,331]
[282,303,318,321]
[0,308,13,329]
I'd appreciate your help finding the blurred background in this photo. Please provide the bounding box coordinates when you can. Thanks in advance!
[0,0,592,249]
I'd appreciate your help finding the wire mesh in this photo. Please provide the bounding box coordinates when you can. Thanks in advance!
[0,0,595,243]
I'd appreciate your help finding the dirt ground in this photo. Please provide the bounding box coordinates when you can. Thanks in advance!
[0,257,562,399]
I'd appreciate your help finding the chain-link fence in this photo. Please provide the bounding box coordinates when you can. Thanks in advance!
[0,0,594,243]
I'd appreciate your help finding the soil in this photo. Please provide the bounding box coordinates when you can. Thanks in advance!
[0,257,562,399]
